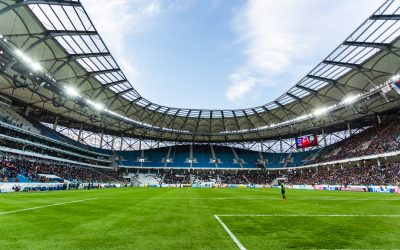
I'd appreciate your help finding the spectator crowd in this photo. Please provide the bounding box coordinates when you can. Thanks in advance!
[0,156,124,183]
[312,117,400,163]
[287,163,400,186]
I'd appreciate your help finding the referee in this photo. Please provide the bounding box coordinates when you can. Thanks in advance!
[280,181,286,200]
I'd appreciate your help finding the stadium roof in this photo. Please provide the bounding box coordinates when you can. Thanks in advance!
[0,0,400,142]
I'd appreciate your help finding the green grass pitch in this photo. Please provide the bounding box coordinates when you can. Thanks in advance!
[1,188,399,249]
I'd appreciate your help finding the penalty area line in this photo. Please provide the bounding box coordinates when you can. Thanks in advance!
[0,198,97,215]
[214,215,247,250]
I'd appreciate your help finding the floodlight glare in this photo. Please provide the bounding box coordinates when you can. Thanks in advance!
[391,75,400,81]
[64,85,80,97]
[15,49,23,57]
[90,101,104,111]
[31,62,42,71]
[342,95,358,105]
[15,49,42,71]
[313,107,330,116]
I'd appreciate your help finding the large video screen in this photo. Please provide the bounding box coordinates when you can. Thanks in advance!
[296,134,318,149]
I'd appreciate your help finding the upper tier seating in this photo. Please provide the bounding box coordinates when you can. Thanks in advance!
[0,104,40,134]
[0,156,124,183]
[116,145,316,169]
[312,116,400,164]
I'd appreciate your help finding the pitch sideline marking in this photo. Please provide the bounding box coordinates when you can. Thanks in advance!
[214,214,400,250]
[216,214,400,217]
[124,197,400,201]
[0,198,97,215]
[214,215,247,250]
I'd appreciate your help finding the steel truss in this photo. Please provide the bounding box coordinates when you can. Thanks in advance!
[0,0,399,142]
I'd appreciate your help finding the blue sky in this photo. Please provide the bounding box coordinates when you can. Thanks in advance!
[81,0,384,109]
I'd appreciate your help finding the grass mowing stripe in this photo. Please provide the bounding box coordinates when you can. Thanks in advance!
[0,198,97,215]
[1,188,399,249]
[214,215,247,250]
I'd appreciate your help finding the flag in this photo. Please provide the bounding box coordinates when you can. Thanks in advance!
[392,79,400,95]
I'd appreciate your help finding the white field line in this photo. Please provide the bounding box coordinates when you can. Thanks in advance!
[125,197,398,201]
[216,214,400,217]
[0,198,97,215]
[214,214,400,249]
[214,215,246,250]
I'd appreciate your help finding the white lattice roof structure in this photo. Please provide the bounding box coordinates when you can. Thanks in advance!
[0,0,399,142]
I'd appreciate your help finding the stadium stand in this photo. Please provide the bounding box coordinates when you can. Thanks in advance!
[1,99,399,191]
[0,104,113,169]
[0,155,124,184]
[287,163,400,186]
[0,0,399,194]
[312,116,400,164]
[0,103,40,134]
[115,145,317,169]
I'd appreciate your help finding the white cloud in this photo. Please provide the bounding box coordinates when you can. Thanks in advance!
[226,69,266,101]
[226,69,256,101]
[226,0,384,103]
[81,0,193,85]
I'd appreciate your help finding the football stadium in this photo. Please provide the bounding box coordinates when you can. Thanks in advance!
[1,0,400,249]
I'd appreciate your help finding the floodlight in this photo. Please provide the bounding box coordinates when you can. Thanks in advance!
[342,95,358,105]
[93,102,104,111]
[15,49,23,57]
[31,62,42,71]
[15,49,42,71]
[313,107,329,116]
[87,100,104,111]
[391,75,400,82]
[64,85,80,97]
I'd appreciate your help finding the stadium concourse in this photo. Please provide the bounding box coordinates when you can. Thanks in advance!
[0,0,400,249]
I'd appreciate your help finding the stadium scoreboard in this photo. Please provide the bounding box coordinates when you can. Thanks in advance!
[296,134,318,149]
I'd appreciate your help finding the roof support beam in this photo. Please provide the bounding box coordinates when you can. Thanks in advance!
[307,74,346,96]
[342,41,391,50]
[323,60,360,70]
[69,52,110,60]
[251,108,270,127]
[25,30,98,52]
[179,111,192,132]
[274,100,298,121]
[89,68,121,76]
[261,106,282,123]
[295,85,317,94]
[306,74,336,84]
[51,53,113,75]
[117,88,133,96]
[0,0,81,16]
[296,85,340,103]
[370,14,400,20]
[104,80,128,87]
